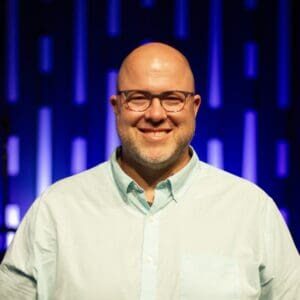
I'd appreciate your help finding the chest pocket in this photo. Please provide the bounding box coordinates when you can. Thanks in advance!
[180,254,240,300]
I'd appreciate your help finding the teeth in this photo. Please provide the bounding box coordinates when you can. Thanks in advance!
[153,131,166,137]
[139,129,170,138]
[142,130,168,137]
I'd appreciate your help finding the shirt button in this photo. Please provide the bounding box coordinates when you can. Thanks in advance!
[148,216,156,223]
[158,182,166,189]
[146,256,153,263]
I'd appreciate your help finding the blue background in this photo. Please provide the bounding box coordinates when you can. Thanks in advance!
[0,0,299,257]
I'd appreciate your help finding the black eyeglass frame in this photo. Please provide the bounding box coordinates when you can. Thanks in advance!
[117,90,195,112]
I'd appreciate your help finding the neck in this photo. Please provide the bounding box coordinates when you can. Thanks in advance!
[117,147,191,202]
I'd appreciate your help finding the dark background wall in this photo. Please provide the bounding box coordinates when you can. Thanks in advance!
[0,0,299,259]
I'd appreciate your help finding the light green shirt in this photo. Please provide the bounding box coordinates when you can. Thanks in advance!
[0,148,299,299]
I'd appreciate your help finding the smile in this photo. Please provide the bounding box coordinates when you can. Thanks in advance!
[138,128,172,140]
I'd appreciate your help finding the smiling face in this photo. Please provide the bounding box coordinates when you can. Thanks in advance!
[111,43,201,171]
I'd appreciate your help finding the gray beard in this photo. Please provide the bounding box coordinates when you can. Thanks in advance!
[117,129,195,171]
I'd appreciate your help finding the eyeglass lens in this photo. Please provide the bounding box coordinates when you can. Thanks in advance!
[123,90,191,112]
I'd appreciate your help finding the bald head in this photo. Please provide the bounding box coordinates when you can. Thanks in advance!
[111,42,201,174]
[117,43,195,92]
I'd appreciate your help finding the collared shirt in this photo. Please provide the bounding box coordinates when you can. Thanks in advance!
[111,147,198,215]
[0,149,299,300]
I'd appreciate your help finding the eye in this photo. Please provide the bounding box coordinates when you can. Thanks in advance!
[125,92,150,110]
[129,95,146,100]
[127,92,148,101]
[163,99,182,107]
[166,95,181,100]
[163,93,184,104]
[129,99,149,106]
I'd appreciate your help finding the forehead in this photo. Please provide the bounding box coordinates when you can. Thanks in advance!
[118,54,194,91]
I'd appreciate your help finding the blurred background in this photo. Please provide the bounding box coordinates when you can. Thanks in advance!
[0,0,299,260]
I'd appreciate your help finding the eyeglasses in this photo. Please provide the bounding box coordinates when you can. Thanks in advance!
[117,90,195,112]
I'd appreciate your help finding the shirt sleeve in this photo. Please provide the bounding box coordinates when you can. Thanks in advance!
[260,197,300,299]
[0,196,56,299]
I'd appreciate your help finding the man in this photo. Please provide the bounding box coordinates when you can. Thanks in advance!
[0,43,299,299]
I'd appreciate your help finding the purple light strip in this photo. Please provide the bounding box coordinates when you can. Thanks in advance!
[242,110,257,183]
[107,0,120,37]
[36,107,52,196]
[208,0,222,108]
[74,0,87,104]
[5,0,19,103]
[5,204,20,228]
[141,0,155,8]
[244,0,258,10]
[174,0,188,39]
[276,139,289,178]
[106,70,120,159]
[39,35,53,74]
[207,138,224,169]
[7,135,19,176]
[6,232,15,248]
[244,42,258,79]
[280,207,289,225]
[277,0,291,109]
[71,137,87,174]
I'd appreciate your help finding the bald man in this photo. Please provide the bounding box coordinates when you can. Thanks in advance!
[110,43,200,203]
[0,43,299,300]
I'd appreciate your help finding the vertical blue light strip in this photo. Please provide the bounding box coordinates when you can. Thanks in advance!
[36,107,52,196]
[71,137,87,174]
[141,0,155,8]
[74,0,87,104]
[244,0,258,10]
[277,0,291,109]
[207,138,224,169]
[174,0,188,39]
[208,0,222,108]
[5,204,20,247]
[106,70,120,159]
[244,42,258,79]
[5,204,20,228]
[39,35,53,74]
[242,110,257,183]
[6,0,19,103]
[6,232,15,248]
[107,0,120,37]
[276,139,289,178]
[7,135,19,176]
[280,208,289,225]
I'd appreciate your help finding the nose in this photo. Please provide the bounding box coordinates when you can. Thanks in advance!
[144,97,167,123]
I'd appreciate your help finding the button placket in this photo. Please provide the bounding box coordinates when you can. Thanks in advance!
[140,215,160,300]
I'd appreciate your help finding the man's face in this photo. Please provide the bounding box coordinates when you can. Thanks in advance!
[111,51,201,170]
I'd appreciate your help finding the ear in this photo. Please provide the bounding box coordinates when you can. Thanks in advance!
[110,95,119,114]
[193,94,201,116]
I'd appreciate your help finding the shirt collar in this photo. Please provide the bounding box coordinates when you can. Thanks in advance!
[110,146,199,209]
[167,147,199,200]
[110,147,133,204]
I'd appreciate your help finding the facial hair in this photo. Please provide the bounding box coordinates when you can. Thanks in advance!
[117,123,196,171]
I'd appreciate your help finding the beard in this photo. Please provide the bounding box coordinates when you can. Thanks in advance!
[117,125,195,171]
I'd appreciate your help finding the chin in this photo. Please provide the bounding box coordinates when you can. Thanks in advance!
[119,129,193,171]
[135,149,182,170]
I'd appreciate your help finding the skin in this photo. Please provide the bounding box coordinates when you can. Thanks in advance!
[110,43,201,202]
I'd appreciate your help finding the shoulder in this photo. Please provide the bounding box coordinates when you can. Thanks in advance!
[52,160,110,189]
[196,160,264,190]
[192,160,272,207]
[39,161,113,205]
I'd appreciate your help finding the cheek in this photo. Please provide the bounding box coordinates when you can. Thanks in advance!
[116,112,143,129]
[171,110,196,127]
